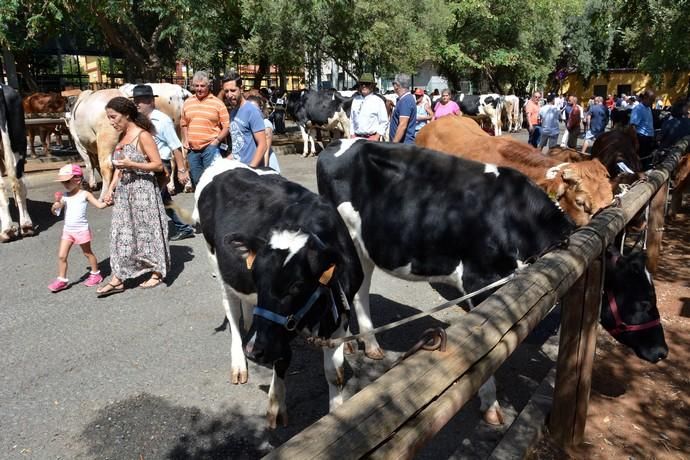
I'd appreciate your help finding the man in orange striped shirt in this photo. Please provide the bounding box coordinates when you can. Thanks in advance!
[181,71,230,186]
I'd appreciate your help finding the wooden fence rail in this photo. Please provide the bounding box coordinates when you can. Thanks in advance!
[266,137,690,459]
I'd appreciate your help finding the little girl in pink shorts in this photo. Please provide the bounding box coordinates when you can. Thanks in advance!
[48,164,109,292]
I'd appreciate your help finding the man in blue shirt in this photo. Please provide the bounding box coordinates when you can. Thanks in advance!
[133,84,195,241]
[389,73,417,143]
[581,96,608,154]
[660,99,690,147]
[222,73,267,168]
[630,89,657,169]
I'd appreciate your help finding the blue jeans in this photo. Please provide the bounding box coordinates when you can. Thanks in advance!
[188,143,220,187]
[528,125,542,148]
[161,160,194,234]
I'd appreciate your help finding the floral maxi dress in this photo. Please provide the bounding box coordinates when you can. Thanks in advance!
[110,141,170,280]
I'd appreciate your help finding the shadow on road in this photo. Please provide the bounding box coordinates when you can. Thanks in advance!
[167,244,195,286]
[79,393,268,459]
[10,198,62,235]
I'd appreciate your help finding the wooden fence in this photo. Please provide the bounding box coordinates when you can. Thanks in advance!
[266,137,690,459]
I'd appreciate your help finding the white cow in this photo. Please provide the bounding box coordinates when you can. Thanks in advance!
[502,95,521,132]
[119,83,192,193]
[67,89,123,198]
[68,84,191,198]
[119,83,191,137]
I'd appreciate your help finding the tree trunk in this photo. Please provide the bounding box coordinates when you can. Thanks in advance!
[14,55,38,92]
[1,49,21,90]
[253,57,269,89]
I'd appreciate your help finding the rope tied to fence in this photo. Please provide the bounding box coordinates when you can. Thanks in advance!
[301,273,517,349]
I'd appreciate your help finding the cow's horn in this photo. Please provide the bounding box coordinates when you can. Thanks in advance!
[246,252,256,269]
[319,264,336,285]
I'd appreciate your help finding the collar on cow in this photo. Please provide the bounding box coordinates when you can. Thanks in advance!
[253,281,345,332]
[603,290,661,336]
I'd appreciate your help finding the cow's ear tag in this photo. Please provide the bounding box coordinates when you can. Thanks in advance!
[319,264,336,285]
[246,252,256,270]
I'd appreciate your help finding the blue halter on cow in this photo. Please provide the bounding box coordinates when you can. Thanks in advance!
[316,139,667,424]
[194,159,363,428]
[0,84,35,242]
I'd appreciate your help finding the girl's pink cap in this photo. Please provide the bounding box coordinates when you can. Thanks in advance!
[55,164,83,181]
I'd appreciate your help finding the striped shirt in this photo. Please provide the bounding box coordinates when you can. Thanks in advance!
[181,94,229,150]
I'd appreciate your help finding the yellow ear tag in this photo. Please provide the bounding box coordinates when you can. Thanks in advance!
[246,252,256,270]
[319,264,336,285]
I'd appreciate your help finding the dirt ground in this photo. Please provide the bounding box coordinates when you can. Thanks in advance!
[529,213,690,460]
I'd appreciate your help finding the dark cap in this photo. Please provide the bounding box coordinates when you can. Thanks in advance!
[131,84,158,98]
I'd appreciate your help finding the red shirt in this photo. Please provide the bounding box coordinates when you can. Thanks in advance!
[606,97,615,111]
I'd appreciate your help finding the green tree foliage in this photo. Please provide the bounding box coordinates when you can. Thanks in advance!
[559,0,689,88]
[177,0,243,75]
[434,0,574,93]
[559,0,617,79]
[3,0,688,92]
[617,0,690,74]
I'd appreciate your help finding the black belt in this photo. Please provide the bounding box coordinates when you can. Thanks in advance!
[355,132,377,137]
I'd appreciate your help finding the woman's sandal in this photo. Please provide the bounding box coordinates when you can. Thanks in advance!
[140,274,164,289]
[96,281,125,298]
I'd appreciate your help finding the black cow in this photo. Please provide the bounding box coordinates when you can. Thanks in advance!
[286,89,352,157]
[317,139,667,424]
[194,159,363,428]
[0,84,34,242]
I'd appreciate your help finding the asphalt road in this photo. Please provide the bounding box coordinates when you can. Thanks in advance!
[1,137,559,459]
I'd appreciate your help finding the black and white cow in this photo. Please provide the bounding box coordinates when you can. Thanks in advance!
[286,89,352,157]
[194,159,363,427]
[317,139,667,424]
[0,84,34,242]
[456,93,504,135]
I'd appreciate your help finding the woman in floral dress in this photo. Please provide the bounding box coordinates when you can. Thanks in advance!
[97,97,170,297]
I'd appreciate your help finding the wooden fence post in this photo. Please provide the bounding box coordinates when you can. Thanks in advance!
[645,182,668,275]
[549,257,603,448]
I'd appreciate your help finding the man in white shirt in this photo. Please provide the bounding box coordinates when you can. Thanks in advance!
[350,73,389,141]
[132,84,195,241]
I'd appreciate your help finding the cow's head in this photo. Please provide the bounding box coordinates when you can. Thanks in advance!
[539,160,613,226]
[602,248,668,363]
[227,229,348,365]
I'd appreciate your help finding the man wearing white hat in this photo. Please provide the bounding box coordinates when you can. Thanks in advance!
[350,73,389,141]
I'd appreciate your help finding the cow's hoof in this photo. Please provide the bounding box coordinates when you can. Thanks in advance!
[267,409,288,429]
[483,406,505,426]
[183,183,194,193]
[344,341,357,355]
[302,152,309,158]
[364,344,385,360]
[0,228,18,242]
[230,368,248,384]
[20,225,36,237]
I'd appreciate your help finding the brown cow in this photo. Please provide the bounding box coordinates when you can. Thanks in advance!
[22,92,70,157]
[416,116,613,226]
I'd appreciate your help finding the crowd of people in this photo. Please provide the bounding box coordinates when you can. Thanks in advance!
[47,71,690,295]
[525,88,690,166]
